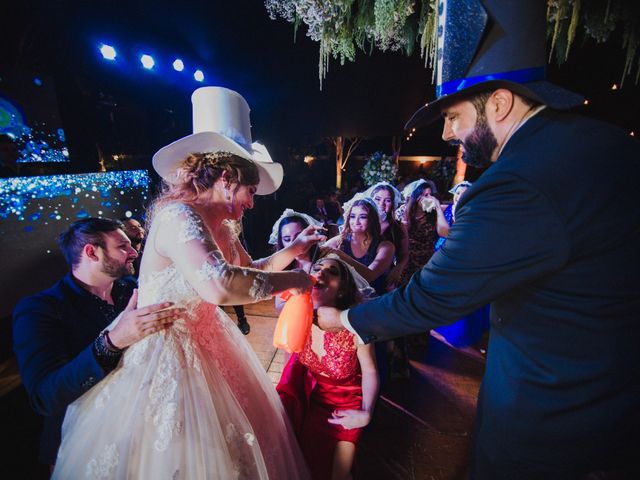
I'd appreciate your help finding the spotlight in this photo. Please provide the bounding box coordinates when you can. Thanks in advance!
[140,54,155,69]
[173,59,185,71]
[100,44,117,60]
[194,69,204,82]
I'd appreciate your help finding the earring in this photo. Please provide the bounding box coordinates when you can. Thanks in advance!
[225,187,233,213]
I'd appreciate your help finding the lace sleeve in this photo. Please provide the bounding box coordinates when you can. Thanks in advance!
[154,203,274,304]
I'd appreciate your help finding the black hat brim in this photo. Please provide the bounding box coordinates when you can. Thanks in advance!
[405,80,584,130]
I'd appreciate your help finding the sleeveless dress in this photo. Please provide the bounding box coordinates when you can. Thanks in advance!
[339,235,387,295]
[52,202,309,479]
[276,326,361,480]
[400,211,438,285]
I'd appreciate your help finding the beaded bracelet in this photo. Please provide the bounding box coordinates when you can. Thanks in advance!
[93,331,123,362]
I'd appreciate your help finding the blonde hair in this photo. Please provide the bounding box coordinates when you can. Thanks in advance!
[148,151,259,223]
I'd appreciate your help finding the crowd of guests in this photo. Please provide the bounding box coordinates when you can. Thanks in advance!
[7,84,485,480]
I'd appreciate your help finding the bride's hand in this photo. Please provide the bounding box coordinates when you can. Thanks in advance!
[291,225,327,256]
[287,270,314,296]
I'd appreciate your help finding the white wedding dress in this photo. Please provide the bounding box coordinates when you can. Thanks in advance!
[52,202,309,479]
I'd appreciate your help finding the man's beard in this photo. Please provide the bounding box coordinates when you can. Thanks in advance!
[456,116,498,168]
[101,252,134,278]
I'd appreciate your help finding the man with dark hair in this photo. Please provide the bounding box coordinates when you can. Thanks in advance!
[119,217,145,278]
[13,218,183,467]
[318,1,639,478]
[119,217,145,253]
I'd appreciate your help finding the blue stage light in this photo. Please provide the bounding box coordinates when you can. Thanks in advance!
[194,69,204,82]
[100,44,117,60]
[140,54,155,69]
[173,59,185,72]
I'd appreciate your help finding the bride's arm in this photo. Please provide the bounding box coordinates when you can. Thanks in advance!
[154,204,311,305]
[235,224,326,272]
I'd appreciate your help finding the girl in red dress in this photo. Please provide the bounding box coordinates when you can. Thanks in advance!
[277,255,379,480]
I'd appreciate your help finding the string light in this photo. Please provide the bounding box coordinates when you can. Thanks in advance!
[631,131,635,137]
[611,84,618,90]
[583,99,589,105]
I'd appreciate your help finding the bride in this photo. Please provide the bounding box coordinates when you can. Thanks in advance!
[52,87,320,479]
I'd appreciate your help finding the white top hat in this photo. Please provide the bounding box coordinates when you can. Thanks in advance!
[152,87,283,195]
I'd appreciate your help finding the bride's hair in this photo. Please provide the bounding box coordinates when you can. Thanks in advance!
[148,152,259,223]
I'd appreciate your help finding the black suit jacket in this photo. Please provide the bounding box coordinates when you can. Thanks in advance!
[12,274,134,464]
[349,110,640,477]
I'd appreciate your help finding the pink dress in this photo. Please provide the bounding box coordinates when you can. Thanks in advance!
[277,326,363,480]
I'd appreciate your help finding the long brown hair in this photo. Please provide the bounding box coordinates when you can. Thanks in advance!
[404,179,437,231]
[313,258,359,310]
[339,199,381,248]
[148,152,259,223]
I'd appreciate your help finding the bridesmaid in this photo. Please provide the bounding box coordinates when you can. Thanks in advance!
[277,255,378,480]
[324,194,394,296]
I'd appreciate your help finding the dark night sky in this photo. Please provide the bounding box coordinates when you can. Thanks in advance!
[2,0,639,172]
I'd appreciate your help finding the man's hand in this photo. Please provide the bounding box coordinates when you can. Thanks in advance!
[316,306,344,332]
[327,409,372,430]
[108,289,186,348]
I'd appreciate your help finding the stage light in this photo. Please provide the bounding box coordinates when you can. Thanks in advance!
[173,59,185,71]
[194,69,204,82]
[140,54,155,69]
[100,44,117,60]
[33,77,42,86]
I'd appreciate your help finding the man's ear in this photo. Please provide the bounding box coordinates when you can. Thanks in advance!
[84,243,100,262]
[489,89,515,122]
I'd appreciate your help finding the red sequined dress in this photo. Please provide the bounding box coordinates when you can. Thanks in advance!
[277,326,363,480]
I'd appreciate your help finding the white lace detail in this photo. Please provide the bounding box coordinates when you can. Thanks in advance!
[85,443,118,479]
[195,251,230,282]
[156,202,206,244]
[249,272,273,301]
[144,341,183,452]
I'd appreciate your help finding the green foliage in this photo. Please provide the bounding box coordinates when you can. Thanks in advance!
[265,0,640,88]
[360,151,399,187]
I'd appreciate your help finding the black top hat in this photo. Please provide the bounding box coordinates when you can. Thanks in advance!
[406,0,584,129]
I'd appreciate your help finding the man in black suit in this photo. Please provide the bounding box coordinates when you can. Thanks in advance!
[317,1,640,478]
[13,218,183,467]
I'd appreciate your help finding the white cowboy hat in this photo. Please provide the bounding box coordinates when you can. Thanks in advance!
[152,87,283,195]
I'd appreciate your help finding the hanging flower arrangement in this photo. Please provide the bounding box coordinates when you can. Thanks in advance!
[360,151,399,187]
[264,0,640,87]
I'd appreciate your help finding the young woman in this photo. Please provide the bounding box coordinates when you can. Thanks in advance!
[52,88,320,479]
[324,194,395,296]
[277,255,379,480]
[365,182,408,290]
[397,179,448,285]
[269,209,325,314]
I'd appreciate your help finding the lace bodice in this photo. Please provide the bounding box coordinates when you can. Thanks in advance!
[137,202,273,309]
[298,325,359,380]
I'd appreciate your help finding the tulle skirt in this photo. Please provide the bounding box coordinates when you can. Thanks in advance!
[52,303,309,479]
